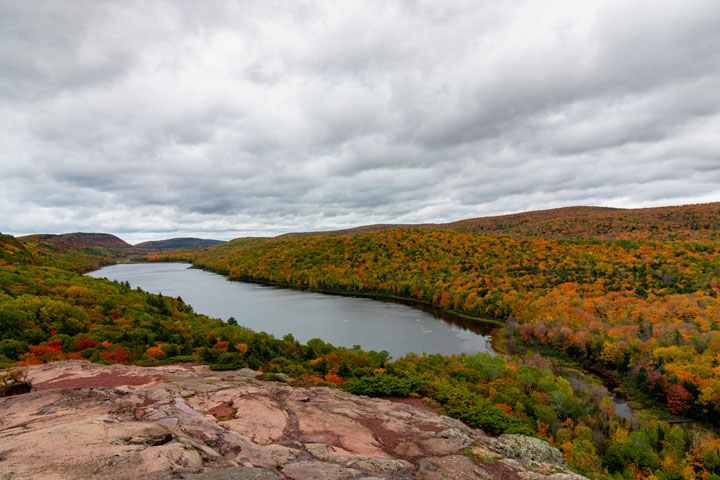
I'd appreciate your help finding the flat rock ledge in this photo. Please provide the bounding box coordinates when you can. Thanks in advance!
[0,361,588,480]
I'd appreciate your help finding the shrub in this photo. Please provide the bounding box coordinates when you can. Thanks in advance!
[258,373,287,383]
[346,374,428,397]
[101,347,130,364]
[0,339,28,360]
[444,399,533,436]
[0,369,32,397]
[74,337,98,351]
[209,352,248,370]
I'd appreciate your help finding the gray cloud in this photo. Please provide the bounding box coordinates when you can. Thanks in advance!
[1,0,719,244]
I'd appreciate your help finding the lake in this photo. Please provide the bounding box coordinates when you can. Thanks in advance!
[87,262,498,359]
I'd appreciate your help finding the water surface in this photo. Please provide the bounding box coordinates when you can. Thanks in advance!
[87,262,496,359]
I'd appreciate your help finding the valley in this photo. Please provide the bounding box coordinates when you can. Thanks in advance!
[3,202,720,479]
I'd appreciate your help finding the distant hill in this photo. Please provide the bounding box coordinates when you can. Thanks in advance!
[279,202,720,241]
[19,232,130,251]
[133,237,225,251]
[0,233,37,266]
[17,232,130,272]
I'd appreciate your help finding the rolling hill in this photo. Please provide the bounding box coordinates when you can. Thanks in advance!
[133,237,225,251]
[18,232,130,251]
[279,202,720,241]
[16,232,131,272]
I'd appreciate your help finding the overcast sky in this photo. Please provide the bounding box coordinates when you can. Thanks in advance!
[1,0,719,243]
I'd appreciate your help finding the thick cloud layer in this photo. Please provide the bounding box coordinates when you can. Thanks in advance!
[1,0,719,243]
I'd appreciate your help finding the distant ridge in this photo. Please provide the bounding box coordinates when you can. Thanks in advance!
[133,237,225,251]
[14,232,130,272]
[279,202,720,241]
[18,232,130,251]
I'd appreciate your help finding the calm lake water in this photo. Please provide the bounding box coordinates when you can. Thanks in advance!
[87,262,497,359]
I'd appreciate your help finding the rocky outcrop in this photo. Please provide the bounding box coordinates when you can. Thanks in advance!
[0,361,587,480]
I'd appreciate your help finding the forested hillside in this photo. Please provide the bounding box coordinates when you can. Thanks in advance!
[191,228,720,430]
[17,232,130,272]
[18,232,130,251]
[282,202,720,241]
[1,233,37,266]
[445,203,720,240]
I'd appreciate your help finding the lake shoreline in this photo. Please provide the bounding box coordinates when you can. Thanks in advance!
[92,260,640,419]
[189,265,508,354]
[87,261,497,359]
[195,266,640,419]
[98,259,508,353]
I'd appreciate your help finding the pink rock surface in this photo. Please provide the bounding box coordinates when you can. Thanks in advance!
[0,361,588,479]
[222,397,288,445]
